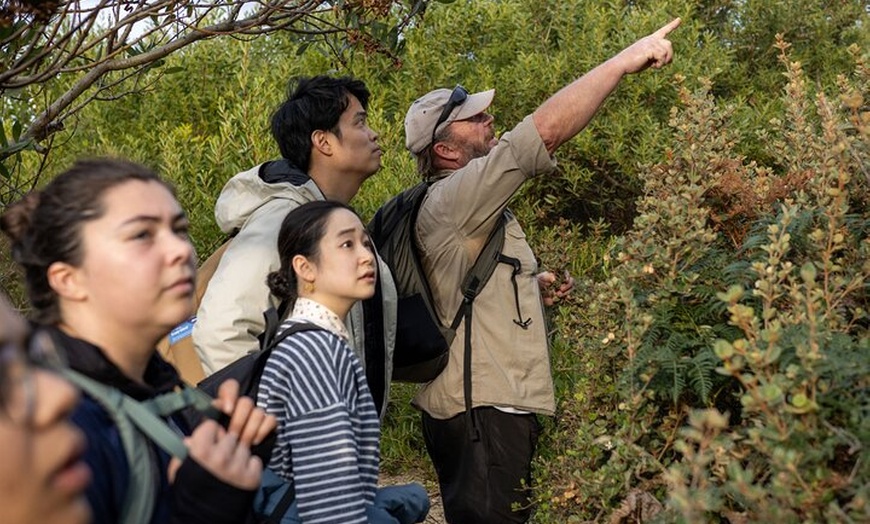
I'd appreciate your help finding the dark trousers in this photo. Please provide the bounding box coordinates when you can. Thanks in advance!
[422,407,541,524]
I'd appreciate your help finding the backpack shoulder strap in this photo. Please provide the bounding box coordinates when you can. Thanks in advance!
[449,211,509,330]
[268,320,325,351]
[144,383,220,421]
[368,181,430,248]
[63,369,192,459]
[259,306,319,352]
[62,369,190,524]
[447,210,510,441]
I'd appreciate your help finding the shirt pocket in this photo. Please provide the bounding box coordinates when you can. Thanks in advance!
[503,221,537,275]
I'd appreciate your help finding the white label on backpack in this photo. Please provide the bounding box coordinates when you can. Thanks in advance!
[168,317,196,344]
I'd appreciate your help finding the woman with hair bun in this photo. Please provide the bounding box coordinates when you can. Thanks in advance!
[1,158,275,524]
[257,200,429,524]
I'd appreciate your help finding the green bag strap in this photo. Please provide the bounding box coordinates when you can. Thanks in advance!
[63,369,174,524]
[144,383,216,420]
[64,369,191,459]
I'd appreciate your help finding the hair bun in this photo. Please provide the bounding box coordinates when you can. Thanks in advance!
[267,270,294,300]
[0,191,41,244]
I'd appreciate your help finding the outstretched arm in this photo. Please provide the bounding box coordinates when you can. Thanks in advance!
[533,18,681,154]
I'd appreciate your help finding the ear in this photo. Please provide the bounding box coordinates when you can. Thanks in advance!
[433,140,460,162]
[291,254,317,284]
[46,261,88,302]
[311,129,333,158]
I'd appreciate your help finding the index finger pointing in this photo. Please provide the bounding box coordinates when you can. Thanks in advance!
[654,17,681,38]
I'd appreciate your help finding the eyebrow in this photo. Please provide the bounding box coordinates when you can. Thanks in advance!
[120,212,188,227]
[336,227,361,237]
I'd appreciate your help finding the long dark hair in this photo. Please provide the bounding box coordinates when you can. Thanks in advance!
[0,158,172,324]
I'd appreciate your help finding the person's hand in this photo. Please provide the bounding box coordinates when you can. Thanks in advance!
[537,270,575,306]
[614,17,681,75]
[168,419,262,490]
[212,378,277,447]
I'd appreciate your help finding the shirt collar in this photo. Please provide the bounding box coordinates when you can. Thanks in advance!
[290,297,350,341]
[42,325,181,401]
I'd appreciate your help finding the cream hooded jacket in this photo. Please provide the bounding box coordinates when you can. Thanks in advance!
[193,161,396,413]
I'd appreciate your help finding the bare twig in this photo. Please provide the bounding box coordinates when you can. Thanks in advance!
[1,0,426,161]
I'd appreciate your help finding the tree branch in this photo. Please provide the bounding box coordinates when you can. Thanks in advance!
[1,0,428,160]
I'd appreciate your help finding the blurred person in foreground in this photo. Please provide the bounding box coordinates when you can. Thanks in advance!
[0,292,91,524]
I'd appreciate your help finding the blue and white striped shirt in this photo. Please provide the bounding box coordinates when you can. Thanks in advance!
[257,321,380,524]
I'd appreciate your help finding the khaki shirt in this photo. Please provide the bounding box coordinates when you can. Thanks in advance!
[413,115,557,419]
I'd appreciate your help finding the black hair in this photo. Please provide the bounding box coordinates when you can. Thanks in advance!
[270,75,371,172]
[0,158,172,324]
[267,200,358,306]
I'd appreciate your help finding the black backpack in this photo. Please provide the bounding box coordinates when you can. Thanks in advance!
[367,181,507,383]
[197,308,323,522]
[198,308,320,399]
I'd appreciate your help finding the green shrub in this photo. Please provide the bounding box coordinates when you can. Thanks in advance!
[532,38,868,523]
[2,2,868,521]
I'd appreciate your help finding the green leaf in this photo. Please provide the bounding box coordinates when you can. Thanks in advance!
[0,119,7,148]
[800,262,816,284]
[346,11,359,28]
[11,119,21,141]
[296,42,310,56]
[0,138,34,156]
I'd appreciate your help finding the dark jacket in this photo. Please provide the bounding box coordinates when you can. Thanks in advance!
[48,327,255,524]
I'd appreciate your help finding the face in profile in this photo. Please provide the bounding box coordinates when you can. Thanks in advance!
[330,94,382,181]
[0,297,91,524]
[53,179,196,339]
[301,208,377,316]
[444,111,496,165]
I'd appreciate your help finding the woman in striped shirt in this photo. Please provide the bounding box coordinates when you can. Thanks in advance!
[257,201,428,524]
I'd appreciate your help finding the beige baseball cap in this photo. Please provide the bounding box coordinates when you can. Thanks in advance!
[404,86,495,154]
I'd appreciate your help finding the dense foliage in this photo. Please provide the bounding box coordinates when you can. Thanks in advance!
[2,0,867,521]
[534,40,868,522]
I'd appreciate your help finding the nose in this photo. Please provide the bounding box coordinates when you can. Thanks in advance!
[167,232,195,267]
[359,245,375,266]
[367,125,379,142]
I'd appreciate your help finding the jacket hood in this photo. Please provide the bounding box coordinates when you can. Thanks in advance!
[214,160,324,233]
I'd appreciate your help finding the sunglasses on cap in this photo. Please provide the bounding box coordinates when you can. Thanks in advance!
[431,85,469,146]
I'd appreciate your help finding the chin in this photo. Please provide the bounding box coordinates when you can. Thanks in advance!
[157,307,195,334]
[24,499,91,524]
[50,500,91,524]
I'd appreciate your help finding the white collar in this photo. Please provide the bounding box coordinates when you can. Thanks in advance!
[289,297,350,341]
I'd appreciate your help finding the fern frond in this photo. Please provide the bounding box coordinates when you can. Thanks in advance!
[687,350,717,404]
